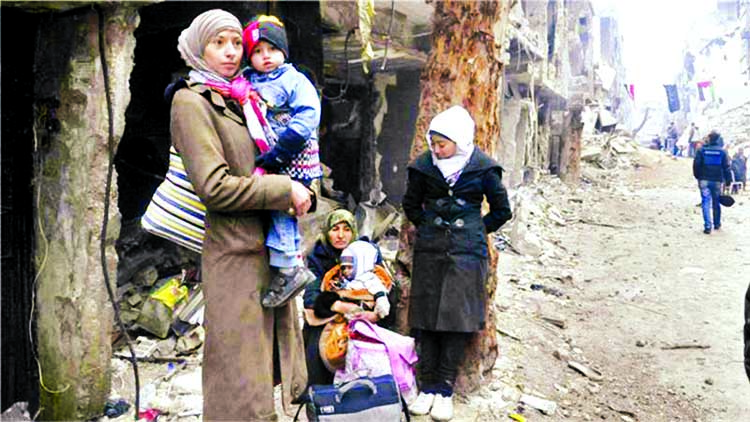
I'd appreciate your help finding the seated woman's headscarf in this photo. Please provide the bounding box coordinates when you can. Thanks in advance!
[426,105,476,186]
[323,209,358,246]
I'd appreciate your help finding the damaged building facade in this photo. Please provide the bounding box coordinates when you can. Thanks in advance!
[500,0,630,186]
[672,0,750,148]
[1,1,628,419]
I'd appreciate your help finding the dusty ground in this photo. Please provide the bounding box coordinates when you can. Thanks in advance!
[107,146,750,422]
[444,147,749,421]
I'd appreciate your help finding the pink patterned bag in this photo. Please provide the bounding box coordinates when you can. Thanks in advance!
[334,319,418,404]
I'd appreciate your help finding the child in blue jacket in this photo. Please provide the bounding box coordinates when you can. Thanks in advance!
[242,15,323,307]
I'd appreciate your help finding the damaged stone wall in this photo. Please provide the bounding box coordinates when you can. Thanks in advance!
[707,100,750,143]
[501,0,580,186]
[31,5,138,420]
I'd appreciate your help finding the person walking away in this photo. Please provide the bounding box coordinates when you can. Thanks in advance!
[171,9,312,420]
[731,149,746,193]
[693,131,732,234]
[402,105,512,421]
[241,15,323,308]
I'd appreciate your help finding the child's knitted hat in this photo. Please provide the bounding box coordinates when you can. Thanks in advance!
[243,15,289,59]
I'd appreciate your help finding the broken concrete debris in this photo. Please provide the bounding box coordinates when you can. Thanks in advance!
[520,393,558,415]
[568,360,604,381]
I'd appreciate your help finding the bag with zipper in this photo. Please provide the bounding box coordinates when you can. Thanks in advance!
[293,374,409,422]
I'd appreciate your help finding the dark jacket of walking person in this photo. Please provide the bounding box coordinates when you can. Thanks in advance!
[692,131,731,234]
[402,105,512,420]
[170,10,312,420]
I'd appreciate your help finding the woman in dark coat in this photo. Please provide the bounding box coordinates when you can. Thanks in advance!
[302,209,395,385]
[302,209,357,385]
[402,105,512,421]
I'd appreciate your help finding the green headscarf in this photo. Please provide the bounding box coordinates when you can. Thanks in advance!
[323,209,358,246]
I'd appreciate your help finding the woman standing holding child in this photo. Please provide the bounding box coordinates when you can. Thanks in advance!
[170,9,311,420]
[403,105,512,421]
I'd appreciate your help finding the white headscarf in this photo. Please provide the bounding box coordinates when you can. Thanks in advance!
[177,9,243,82]
[340,240,379,280]
[426,105,476,186]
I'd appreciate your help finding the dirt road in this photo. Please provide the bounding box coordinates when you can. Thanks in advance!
[470,148,750,421]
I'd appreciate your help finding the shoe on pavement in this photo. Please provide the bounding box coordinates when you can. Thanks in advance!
[408,392,435,416]
[430,394,454,421]
[703,228,711,234]
[261,266,316,308]
[714,225,721,230]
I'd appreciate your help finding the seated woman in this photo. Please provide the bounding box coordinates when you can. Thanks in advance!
[302,209,393,384]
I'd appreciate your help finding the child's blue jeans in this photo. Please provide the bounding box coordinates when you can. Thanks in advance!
[266,211,302,269]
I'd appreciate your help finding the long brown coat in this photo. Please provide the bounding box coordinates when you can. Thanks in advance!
[171,82,307,421]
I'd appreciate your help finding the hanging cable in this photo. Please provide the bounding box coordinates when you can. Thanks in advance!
[96,5,140,418]
[380,0,395,71]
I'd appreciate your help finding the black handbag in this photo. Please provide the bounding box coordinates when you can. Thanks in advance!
[294,374,409,422]
[719,194,735,207]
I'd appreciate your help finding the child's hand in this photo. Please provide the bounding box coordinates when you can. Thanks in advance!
[374,295,390,319]
[256,144,293,172]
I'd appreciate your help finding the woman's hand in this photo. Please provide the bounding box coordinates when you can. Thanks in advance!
[331,300,360,315]
[290,180,312,216]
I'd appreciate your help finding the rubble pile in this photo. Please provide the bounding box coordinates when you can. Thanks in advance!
[581,130,641,171]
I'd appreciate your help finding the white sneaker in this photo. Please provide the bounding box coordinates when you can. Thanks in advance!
[430,394,454,421]
[408,392,435,416]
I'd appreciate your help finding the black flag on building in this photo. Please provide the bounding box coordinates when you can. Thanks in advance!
[663,84,680,113]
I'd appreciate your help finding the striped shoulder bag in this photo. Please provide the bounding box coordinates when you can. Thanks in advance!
[141,146,206,253]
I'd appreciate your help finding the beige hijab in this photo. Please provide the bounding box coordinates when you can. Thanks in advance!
[177,9,242,78]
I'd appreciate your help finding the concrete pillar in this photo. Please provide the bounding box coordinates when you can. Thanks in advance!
[560,104,583,184]
[33,5,138,420]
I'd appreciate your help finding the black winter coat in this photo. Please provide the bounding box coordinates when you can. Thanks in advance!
[403,149,512,332]
[303,239,342,309]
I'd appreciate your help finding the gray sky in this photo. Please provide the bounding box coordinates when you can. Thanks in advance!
[609,0,715,103]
